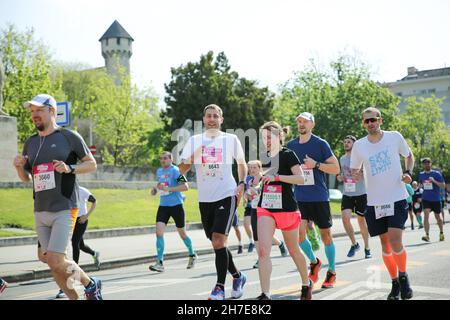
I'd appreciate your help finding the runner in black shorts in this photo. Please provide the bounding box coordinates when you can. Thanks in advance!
[149,151,197,273]
[179,104,247,300]
[287,112,341,289]
[412,181,424,228]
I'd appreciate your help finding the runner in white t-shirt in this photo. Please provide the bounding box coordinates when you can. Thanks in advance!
[350,107,415,300]
[179,104,248,300]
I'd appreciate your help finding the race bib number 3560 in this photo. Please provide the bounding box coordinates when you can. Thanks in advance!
[33,162,56,192]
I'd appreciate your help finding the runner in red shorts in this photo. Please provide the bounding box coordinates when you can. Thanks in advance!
[255,121,312,300]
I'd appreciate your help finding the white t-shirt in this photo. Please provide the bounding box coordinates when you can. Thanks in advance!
[77,186,92,217]
[180,132,245,203]
[350,131,410,206]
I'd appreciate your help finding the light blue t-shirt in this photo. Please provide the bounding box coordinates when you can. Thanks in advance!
[156,165,184,207]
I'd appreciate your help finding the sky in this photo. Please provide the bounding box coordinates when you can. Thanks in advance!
[1,0,450,103]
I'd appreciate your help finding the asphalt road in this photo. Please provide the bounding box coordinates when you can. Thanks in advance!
[1,223,449,301]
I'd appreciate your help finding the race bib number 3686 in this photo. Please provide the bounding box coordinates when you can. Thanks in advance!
[33,162,56,192]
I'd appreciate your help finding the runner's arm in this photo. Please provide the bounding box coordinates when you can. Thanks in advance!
[86,195,97,217]
[13,155,31,182]
[178,162,192,176]
[281,164,305,185]
[168,183,189,192]
[56,154,96,174]
[317,155,340,175]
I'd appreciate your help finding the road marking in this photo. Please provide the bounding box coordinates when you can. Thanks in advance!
[431,250,450,256]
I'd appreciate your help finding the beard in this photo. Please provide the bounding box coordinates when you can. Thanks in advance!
[35,123,45,131]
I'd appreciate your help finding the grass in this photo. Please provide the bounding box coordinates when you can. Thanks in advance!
[0,188,343,236]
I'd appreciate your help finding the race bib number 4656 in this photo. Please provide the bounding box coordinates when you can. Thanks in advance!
[374,203,395,220]
[33,162,56,192]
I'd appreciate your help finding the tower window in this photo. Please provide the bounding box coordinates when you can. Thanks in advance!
[117,38,121,45]
[128,39,131,46]
[106,39,109,46]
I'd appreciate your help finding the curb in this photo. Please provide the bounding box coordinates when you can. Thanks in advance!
[0,222,206,247]
[1,232,354,284]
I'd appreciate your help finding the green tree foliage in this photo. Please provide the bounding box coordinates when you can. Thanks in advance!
[397,96,450,178]
[274,56,400,158]
[162,51,274,148]
[0,24,60,143]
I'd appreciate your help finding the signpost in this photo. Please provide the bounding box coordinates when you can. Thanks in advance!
[56,101,71,127]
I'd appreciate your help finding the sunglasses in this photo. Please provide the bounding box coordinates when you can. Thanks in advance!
[363,117,380,124]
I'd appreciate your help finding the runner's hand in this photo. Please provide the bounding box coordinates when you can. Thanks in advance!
[303,155,317,169]
[336,174,344,182]
[53,160,70,173]
[235,183,245,206]
[351,170,363,182]
[78,216,88,224]
[429,177,436,183]
[261,175,275,185]
[13,155,28,168]
[150,187,157,196]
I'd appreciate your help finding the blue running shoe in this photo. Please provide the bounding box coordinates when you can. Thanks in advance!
[248,243,255,253]
[231,273,247,299]
[84,277,103,300]
[347,242,360,257]
[208,286,225,300]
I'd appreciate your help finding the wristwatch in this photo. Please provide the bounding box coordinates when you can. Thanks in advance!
[68,164,76,174]
[314,162,321,170]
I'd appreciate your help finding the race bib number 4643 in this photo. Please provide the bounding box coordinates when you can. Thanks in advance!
[33,162,56,192]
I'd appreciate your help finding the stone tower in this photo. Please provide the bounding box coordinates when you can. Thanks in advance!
[99,20,134,78]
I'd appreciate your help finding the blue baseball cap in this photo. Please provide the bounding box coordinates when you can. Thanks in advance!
[23,94,57,109]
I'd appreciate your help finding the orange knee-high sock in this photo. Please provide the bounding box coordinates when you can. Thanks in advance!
[382,252,398,279]
[392,249,407,273]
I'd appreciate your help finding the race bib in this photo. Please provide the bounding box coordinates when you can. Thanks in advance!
[344,178,356,193]
[301,165,315,186]
[33,162,56,192]
[423,180,433,190]
[201,146,223,180]
[374,203,395,220]
[159,182,170,196]
[261,185,282,209]
[414,202,420,210]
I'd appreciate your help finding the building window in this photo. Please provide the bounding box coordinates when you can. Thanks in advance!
[106,39,109,46]
[396,92,403,97]
[128,39,131,46]
[428,89,436,94]
[117,38,121,45]
[420,89,427,95]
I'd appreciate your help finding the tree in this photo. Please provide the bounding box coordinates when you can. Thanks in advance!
[274,55,401,158]
[397,96,450,179]
[162,51,274,149]
[0,24,60,143]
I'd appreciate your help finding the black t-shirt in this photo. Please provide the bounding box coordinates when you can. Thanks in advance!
[257,147,301,212]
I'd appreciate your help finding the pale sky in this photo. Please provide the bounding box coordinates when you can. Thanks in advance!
[1,0,449,103]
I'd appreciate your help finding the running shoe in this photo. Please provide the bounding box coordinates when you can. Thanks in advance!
[411,224,414,230]
[309,258,322,284]
[93,251,101,270]
[55,289,66,299]
[364,249,372,259]
[300,280,313,300]
[419,224,424,229]
[149,260,165,272]
[84,277,103,300]
[278,241,288,257]
[399,274,413,300]
[439,233,445,241]
[256,293,271,300]
[248,242,255,253]
[0,279,8,294]
[253,260,259,269]
[237,245,243,254]
[321,271,336,289]
[231,273,247,299]
[187,254,198,269]
[387,279,400,300]
[347,242,360,258]
[422,235,430,242]
[208,286,225,300]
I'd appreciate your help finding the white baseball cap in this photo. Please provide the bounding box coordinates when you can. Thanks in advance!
[296,112,315,122]
[23,94,57,109]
